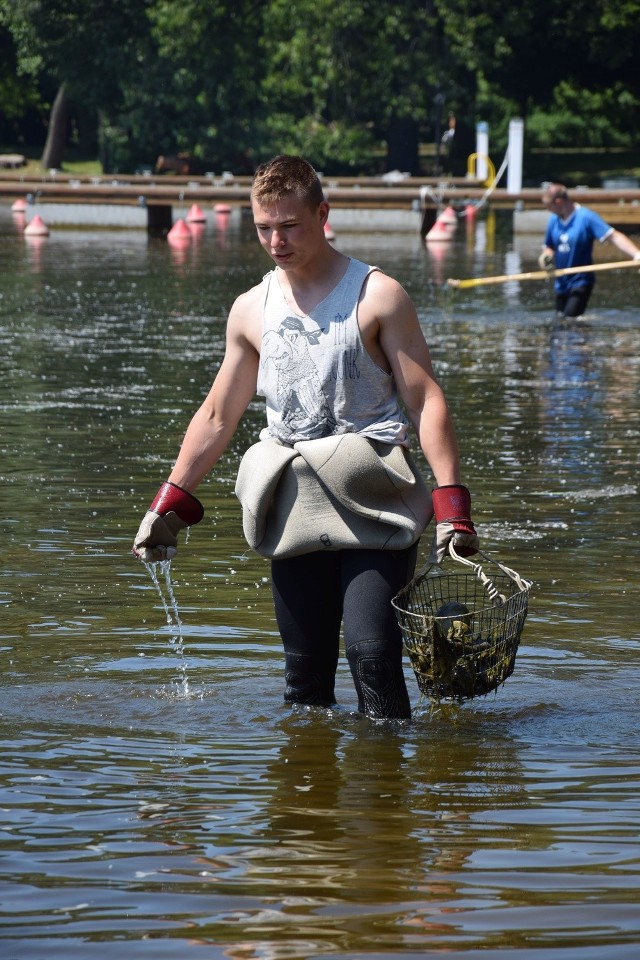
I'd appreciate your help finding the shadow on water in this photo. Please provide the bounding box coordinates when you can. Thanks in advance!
[1,205,639,958]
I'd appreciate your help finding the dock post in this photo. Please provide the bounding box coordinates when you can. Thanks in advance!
[147,204,173,233]
[507,118,524,194]
[475,122,489,182]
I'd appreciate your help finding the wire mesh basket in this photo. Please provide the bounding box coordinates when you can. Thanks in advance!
[392,544,532,703]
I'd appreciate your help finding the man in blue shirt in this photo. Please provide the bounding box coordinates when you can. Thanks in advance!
[539,183,640,317]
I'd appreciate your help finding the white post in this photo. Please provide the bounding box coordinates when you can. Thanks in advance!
[507,117,524,194]
[476,121,489,181]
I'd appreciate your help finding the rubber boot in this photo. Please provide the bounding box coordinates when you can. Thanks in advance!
[283,652,337,707]
[346,640,411,719]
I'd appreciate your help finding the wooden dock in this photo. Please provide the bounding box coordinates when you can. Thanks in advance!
[2,171,640,231]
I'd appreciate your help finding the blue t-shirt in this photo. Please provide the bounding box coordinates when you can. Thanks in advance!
[544,204,613,293]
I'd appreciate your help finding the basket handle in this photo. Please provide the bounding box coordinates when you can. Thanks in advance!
[448,542,531,605]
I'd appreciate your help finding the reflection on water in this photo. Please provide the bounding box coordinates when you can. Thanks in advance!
[1,205,639,959]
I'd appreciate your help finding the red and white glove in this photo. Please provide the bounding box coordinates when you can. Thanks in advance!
[428,484,479,565]
[133,481,204,562]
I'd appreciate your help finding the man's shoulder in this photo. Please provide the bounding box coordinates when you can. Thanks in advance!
[361,266,405,302]
[226,275,271,351]
[359,267,416,335]
[576,204,612,234]
[232,274,270,314]
[576,203,603,222]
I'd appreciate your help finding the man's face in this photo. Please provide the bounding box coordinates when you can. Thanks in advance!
[252,193,327,271]
[542,192,565,212]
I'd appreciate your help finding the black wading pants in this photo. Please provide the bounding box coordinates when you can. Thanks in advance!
[270,545,418,720]
[555,285,592,318]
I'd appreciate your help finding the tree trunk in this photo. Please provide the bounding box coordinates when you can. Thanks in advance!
[385,115,421,176]
[41,82,69,170]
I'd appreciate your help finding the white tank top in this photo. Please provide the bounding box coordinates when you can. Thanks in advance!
[256,257,409,445]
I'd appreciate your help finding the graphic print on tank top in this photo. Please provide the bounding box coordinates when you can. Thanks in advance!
[261,314,338,437]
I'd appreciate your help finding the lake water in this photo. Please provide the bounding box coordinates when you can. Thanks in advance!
[1,202,639,960]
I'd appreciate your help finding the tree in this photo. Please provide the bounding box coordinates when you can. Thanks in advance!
[258,0,473,174]
[2,0,640,175]
[0,21,42,146]
[437,0,640,147]
[146,0,266,170]
[1,0,153,168]
[40,80,67,168]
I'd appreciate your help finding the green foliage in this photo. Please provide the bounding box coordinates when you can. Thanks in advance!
[258,0,458,172]
[0,23,41,123]
[1,0,639,174]
[1,0,149,101]
[526,82,640,149]
[145,0,266,168]
[259,114,380,174]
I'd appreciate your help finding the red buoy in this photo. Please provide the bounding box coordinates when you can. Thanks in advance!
[24,214,49,237]
[167,218,192,241]
[438,205,458,225]
[186,204,206,223]
[425,218,456,243]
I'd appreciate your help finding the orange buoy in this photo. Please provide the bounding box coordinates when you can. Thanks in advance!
[324,221,336,242]
[425,218,456,243]
[186,203,206,223]
[167,218,192,241]
[438,205,458,225]
[11,198,28,213]
[24,214,49,237]
[425,204,459,242]
[214,203,231,214]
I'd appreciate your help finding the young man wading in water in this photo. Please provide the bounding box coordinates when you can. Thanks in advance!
[539,182,640,318]
[133,155,479,719]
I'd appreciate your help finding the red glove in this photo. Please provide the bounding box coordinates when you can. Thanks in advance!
[133,481,204,562]
[429,484,479,565]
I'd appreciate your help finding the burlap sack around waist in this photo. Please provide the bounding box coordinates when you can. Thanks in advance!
[234,433,433,559]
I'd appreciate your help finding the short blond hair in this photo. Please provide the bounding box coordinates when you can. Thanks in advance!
[252,155,324,209]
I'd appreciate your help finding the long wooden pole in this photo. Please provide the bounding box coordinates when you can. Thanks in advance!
[447,258,640,289]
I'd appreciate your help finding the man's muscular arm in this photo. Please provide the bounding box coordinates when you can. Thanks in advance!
[167,288,262,493]
[132,287,262,561]
[359,271,461,486]
[359,271,478,563]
